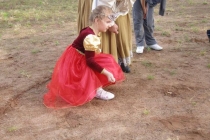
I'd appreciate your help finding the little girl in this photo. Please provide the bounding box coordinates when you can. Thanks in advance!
[43,5,125,108]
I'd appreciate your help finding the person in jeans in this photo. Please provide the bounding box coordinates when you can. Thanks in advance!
[133,0,166,54]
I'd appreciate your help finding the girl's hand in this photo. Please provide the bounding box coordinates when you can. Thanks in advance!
[107,72,115,83]
[101,69,116,83]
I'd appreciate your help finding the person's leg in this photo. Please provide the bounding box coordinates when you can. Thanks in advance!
[143,6,157,46]
[132,0,145,53]
[207,30,210,42]
[77,0,93,34]
[144,6,162,50]
[115,14,132,73]
[100,32,118,62]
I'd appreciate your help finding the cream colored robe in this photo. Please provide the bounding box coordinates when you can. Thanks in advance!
[92,0,135,66]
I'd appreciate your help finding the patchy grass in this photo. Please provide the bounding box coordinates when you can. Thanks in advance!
[8,126,18,132]
[161,31,171,37]
[201,19,208,23]
[142,61,153,67]
[183,34,191,42]
[0,0,78,34]
[187,0,194,5]
[203,1,208,5]
[191,27,199,33]
[147,75,154,80]
[20,70,31,78]
[143,109,150,115]
[200,50,206,56]
[55,40,60,46]
[31,49,41,54]
[166,8,175,12]
[168,70,176,76]
[191,101,197,106]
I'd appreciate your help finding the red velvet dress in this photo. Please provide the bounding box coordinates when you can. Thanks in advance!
[43,27,125,108]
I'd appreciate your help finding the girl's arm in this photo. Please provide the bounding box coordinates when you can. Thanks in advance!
[85,51,115,83]
[85,51,103,72]
[84,34,115,82]
[101,69,115,82]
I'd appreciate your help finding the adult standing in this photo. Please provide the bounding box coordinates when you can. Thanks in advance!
[92,0,135,73]
[133,0,166,54]
[77,0,93,33]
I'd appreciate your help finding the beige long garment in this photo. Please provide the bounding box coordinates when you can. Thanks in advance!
[115,13,132,65]
[97,0,133,65]
[100,31,118,62]
[77,0,93,33]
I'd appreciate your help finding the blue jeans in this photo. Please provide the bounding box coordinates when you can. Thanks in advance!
[132,0,157,47]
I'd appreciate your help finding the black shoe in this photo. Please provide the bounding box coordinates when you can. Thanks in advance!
[207,30,210,42]
[120,63,130,73]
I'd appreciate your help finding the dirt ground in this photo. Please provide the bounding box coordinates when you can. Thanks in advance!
[0,0,210,140]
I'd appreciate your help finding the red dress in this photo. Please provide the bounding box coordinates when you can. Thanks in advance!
[43,27,125,108]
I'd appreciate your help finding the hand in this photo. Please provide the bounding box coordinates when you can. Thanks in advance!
[141,0,147,19]
[108,24,118,34]
[101,69,116,83]
[143,7,147,19]
[107,72,116,83]
[143,12,147,19]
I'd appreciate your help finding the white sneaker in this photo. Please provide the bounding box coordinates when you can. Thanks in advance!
[147,44,163,51]
[136,46,144,54]
[95,88,115,100]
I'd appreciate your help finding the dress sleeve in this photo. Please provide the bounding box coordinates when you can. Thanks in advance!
[83,34,104,73]
[83,34,101,53]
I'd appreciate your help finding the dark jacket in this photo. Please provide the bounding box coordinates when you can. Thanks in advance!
[146,0,166,16]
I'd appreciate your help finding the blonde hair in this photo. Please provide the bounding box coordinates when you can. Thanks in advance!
[89,5,112,23]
